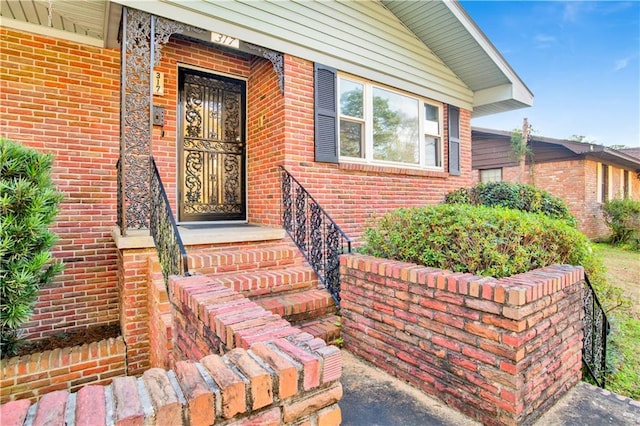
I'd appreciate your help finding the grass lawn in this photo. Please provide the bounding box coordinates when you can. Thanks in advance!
[593,243,640,400]
[594,243,640,315]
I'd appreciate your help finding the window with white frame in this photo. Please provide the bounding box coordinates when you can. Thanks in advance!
[338,76,443,169]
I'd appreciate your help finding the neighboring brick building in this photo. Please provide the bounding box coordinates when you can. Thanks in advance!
[471,128,640,239]
[1,1,532,343]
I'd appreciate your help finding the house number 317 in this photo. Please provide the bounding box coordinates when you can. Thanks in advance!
[211,32,240,48]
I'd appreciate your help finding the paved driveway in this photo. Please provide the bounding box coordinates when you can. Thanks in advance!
[340,350,640,426]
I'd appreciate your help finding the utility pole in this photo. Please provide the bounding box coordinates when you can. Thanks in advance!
[519,117,529,183]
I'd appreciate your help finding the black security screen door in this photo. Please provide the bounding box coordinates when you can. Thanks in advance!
[178,68,246,222]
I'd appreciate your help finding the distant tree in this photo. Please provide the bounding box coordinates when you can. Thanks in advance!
[609,144,629,150]
[510,118,534,184]
[340,89,364,157]
[568,134,597,143]
[340,88,418,163]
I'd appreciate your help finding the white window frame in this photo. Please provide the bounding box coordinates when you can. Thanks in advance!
[337,75,444,171]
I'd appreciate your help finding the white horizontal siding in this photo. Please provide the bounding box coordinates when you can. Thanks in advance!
[115,0,473,109]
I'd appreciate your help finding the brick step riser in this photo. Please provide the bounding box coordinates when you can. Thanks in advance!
[301,327,341,345]
[205,267,320,297]
[297,315,342,345]
[188,245,308,275]
[271,305,338,324]
[195,256,306,275]
[255,289,338,325]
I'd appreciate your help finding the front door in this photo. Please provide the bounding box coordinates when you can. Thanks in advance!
[178,68,246,222]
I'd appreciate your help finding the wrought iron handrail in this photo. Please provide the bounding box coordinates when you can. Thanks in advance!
[280,166,351,305]
[116,159,123,233]
[150,157,190,282]
[582,272,609,388]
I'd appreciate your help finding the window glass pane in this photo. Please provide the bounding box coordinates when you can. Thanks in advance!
[480,169,502,183]
[372,87,419,164]
[425,136,441,167]
[425,104,438,122]
[340,79,363,119]
[340,120,364,158]
[425,104,439,135]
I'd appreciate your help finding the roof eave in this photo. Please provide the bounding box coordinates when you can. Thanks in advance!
[587,149,640,172]
[472,128,640,171]
[443,1,533,115]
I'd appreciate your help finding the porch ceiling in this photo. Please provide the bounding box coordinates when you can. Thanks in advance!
[0,0,108,46]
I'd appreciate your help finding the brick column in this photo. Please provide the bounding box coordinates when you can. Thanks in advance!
[113,228,156,375]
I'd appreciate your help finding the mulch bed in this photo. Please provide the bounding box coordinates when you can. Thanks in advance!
[9,324,121,358]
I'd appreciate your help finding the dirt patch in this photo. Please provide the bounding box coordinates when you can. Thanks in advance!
[10,324,121,358]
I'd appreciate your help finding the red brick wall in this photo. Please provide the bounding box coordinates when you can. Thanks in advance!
[247,55,286,226]
[0,27,120,340]
[340,254,584,426]
[0,337,125,405]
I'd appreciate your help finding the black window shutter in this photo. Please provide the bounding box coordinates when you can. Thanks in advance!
[314,63,338,163]
[448,105,461,175]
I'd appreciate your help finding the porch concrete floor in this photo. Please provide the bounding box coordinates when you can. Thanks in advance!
[111,224,284,249]
[340,350,640,426]
[176,224,284,245]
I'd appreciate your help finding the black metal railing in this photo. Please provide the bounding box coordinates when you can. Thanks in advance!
[150,157,190,282]
[582,273,609,388]
[116,159,123,233]
[280,167,351,305]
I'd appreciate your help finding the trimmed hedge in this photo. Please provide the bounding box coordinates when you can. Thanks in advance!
[445,182,577,227]
[362,204,601,280]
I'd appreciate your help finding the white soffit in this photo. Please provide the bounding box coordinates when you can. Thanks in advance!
[0,0,107,46]
[381,0,533,116]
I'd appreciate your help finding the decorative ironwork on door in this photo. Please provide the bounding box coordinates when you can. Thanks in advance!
[179,69,246,221]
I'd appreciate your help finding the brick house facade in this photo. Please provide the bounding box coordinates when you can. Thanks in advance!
[1,2,532,345]
[472,128,640,239]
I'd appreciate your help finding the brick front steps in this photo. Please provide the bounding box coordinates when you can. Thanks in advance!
[189,239,341,343]
[1,250,345,426]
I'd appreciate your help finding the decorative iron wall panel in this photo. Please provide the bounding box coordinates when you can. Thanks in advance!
[120,8,152,231]
[118,8,202,232]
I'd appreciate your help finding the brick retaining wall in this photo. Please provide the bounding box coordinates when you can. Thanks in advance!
[0,337,125,405]
[1,349,342,426]
[340,254,584,426]
[1,273,344,425]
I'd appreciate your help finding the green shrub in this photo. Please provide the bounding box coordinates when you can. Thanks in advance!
[445,182,577,227]
[0,138,64,356]
[602,199,640,250]
[362,204,603,281]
